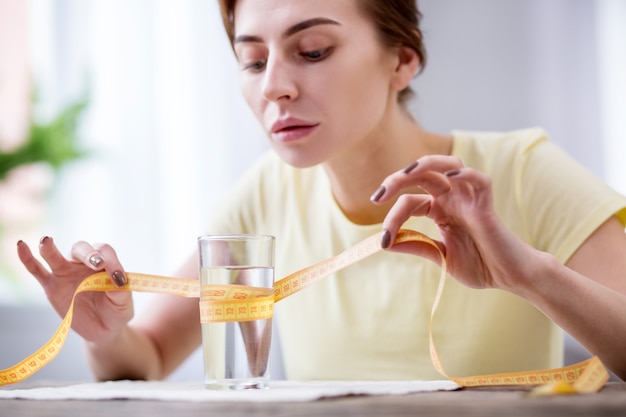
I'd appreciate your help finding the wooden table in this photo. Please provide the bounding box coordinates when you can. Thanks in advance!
[1,382,625,417]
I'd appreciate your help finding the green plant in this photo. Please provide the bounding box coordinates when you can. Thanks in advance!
[0,94,89,302]
[0,95,88,180]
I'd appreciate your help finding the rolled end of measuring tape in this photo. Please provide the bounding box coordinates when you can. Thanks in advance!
[528,380,579,397]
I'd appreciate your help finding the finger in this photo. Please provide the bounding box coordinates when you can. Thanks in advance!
[445,168,494,211]
[38,236,70,271]
[387,239,447,267]
[71,241,105,270]
[371,171,451,205]
[414,154,464,173]
[446,168,492,196]
[396,155,464,178]
[93,243,128,288]
[371,156,463,204]
[443,169,497,234]
[16,240,52,285]
[105,289,133,306]
[380,194,432,247]
[413,170,452,198]
[72,241,128,287]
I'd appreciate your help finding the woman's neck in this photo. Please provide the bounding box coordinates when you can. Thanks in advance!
[323,113,452,225]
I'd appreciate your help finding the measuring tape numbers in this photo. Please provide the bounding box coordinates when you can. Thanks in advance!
[0,230,610,393]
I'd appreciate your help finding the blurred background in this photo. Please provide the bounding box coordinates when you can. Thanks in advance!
[0,0,624,382]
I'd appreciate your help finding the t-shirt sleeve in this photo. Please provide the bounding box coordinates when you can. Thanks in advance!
[515,132,626,263]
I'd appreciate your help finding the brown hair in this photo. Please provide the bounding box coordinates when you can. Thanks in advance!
[218,0,427,105]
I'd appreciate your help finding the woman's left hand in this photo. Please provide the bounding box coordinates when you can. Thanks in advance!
[371,155,539,292]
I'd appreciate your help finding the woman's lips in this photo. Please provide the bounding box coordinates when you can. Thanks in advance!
[272,124,319,142]
[271,118,319,142]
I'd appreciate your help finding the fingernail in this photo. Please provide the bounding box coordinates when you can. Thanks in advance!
[402,160,419,174]
[89,255,104,268]
[370,185,386,202]
[17,240,24,247]
[39,236,51,245]
[112,271,127,287]
[381,229,392,249]
[445,169,461,177]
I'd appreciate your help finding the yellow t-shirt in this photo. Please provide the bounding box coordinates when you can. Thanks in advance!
[205,127,626,380]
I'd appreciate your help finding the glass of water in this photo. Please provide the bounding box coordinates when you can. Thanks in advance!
[197,234,275,390]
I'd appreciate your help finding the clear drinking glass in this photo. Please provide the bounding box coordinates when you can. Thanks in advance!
[198,234,275,390]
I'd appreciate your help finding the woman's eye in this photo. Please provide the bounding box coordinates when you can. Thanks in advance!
[242,60,266,71]
[301,48,331,61]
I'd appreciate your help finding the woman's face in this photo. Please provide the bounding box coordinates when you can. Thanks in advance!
[233,0,402,168]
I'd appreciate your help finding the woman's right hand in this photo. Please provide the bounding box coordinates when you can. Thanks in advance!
[16,237,134,344]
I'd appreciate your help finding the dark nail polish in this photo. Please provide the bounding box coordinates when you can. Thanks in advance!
[445,169,461,177]
[402,160,419,174]
[381,229,392,249]
[112,271,127,287]
[370,185,386,202]
[39,236,51,245]
[90,255,104,268]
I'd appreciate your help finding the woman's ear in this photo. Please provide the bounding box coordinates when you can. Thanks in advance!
[390,45,419,92]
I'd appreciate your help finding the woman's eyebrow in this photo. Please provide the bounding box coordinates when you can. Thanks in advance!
[234,17,340,45]
[283,17,340,38]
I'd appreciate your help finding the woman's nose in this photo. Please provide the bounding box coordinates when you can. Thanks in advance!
[262,58,298,102]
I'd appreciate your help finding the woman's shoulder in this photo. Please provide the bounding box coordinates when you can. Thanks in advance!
[450,127,555,172]
[452,127,550,156]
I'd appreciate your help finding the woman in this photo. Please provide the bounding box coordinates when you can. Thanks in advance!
[17,0,626,381]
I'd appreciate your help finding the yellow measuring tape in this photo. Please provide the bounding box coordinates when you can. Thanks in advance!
[0,229,610,394]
